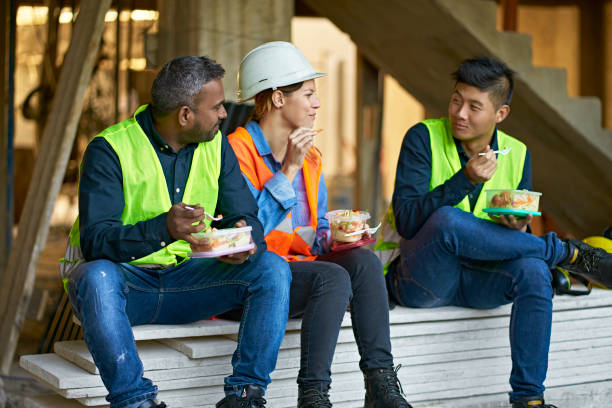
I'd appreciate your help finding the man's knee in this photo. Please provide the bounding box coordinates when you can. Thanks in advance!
[69,259,125,296]
[513,258,553,297]
[426,206,461,232]
[251,251,292,299]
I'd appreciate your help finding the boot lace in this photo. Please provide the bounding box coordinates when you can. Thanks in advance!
[577,248,602,276]
[240,396,266,408]
[372,365,411,407]
[299,388,332,408]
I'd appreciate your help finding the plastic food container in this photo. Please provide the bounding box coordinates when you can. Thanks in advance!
[485,189,541,212]
[190,226,254,258]
[325,210,371,243]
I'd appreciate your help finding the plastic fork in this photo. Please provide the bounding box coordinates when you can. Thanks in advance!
[478,147,511,156]
[343,222,382,237]
[185,205,223,221]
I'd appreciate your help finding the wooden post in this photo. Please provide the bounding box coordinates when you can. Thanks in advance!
[36,0,61,147]
[501,0,519,32]
[0,0,16,280]
[0,0,111,374]
[114,0,122,123]
[355,53,384,220]
[580,0,605,101]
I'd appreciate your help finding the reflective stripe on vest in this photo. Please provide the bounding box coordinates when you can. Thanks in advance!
[228,126,321,262]
[375,117,527,274]
[62,105,222,275]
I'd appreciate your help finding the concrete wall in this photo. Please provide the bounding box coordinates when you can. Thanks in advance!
[156,0,293,102]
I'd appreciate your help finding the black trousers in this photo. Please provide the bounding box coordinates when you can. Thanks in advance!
[221,247,394,390]
[289,247,393,389]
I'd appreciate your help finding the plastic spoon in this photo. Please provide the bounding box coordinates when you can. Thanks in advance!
[478,147,511,156]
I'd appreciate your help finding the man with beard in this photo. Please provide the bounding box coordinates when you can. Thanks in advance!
[61,56,291,408]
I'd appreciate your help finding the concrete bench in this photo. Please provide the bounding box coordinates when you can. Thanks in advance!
[20,289,612,407]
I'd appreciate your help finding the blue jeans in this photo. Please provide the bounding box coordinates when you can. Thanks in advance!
[68,251,291,408]
[386,207,567,401]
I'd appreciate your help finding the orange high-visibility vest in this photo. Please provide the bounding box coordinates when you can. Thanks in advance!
[228,126,322,262]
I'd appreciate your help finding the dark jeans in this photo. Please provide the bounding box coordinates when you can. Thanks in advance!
[221,247,394,390]
[290,247,393,389]
[386,206,567,402]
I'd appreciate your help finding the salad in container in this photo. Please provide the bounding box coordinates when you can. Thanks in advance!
[190,225,254,258]
[483,189,542,217]
[325,210,371,243]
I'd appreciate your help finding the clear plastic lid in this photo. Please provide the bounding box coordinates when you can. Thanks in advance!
[485,189,541,212]
[325,209,371,222]
[192,225,252,239]
[485,189,541,196]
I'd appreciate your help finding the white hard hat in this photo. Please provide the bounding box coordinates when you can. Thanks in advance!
[237,41,327,102]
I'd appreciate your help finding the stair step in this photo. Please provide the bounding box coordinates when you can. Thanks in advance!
[437,0,497,35]
[21,307,612,394]
[70,290,612,342]
[557,96,604,141]
[522,65,570,104]
[20,290,612,406]
[23,355,612,407]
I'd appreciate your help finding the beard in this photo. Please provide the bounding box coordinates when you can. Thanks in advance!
[180,119,219,144]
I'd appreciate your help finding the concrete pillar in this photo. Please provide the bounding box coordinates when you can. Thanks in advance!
[156,0,294,101]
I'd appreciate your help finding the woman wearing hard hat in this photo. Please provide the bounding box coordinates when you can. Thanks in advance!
[228,41,412,408]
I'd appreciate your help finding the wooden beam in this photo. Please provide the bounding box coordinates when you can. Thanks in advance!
[580,0,605,100]
[501,0,519,31]
[0,0,16,278]
[0,0,111,374]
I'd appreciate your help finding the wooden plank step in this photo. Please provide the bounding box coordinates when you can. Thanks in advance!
[71,290,612,343]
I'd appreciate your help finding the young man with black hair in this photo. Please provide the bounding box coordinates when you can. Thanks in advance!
[377,57,612,408]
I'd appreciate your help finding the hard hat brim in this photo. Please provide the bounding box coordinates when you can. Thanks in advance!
[237,72,327,103]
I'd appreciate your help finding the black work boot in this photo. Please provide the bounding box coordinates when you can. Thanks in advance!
[298,385,332,408]
[512,396,558,407]
[363,366,412,408]
[137,400,167,408]
[557,238,612,288]
[216,385,266,408]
